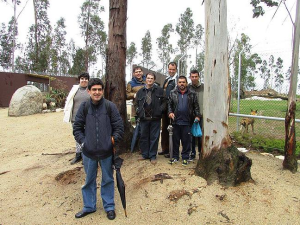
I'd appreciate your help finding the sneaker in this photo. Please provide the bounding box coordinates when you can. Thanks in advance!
[182,159,188,166]
[188,156,195,162]
[168,158,178,164]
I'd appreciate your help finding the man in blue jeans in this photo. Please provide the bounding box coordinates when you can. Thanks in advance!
[168,76,200,166]
[73,78,124,220]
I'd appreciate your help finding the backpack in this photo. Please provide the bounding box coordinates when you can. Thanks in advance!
[83,99,111,119]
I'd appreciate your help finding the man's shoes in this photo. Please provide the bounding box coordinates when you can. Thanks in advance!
[150,159,157,165]
[182,159,188,166]
[107,210,116,220]
[138,156,147,161]
[188,155,195,162]
[168,158,178,164]
[71,153,82,165]
[164,153,170,158]
[75,210,96,218]
[158,151,167,155]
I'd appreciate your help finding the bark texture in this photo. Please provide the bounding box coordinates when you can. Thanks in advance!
[196,0,252,185]
[106,0,132,153]
[283,0,300,173]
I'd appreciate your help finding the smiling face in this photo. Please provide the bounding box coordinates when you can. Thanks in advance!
[133,68,143,80]
[168,64,177,77]
[146,74,155,88]
[88,84,103,104]
[79,77,89,88]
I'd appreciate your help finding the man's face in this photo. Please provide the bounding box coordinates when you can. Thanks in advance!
[190,73,200,85]
[88,84,103,103]
[79,77,89,88]
[133,68,143,80]
[178,78,187,91]
[146,74,155,87]
[168,64,177,77]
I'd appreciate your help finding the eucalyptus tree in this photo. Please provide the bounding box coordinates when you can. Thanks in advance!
[0,17,18,70]
[78,0,106,72]
[141,30,153,69]
[68,48,86,75]
[274,57,284,92]
[50,18,69,75]
[176,7,195,76]
[195,0,252,186]
[126,42,137,70]
[156,24,174,74]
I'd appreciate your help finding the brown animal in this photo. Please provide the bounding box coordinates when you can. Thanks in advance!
[240,109,257,134]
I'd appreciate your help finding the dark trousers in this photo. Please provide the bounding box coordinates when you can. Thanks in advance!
[140,119,161,160]
[161,112,170,153]
[191,117,203,156]
[173,124,191,160]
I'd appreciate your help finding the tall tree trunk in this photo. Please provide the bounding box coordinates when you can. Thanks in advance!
[11,0,17,72]
[283,0,300,173]
[33,0,39,69]
[85,0,91,72]
[195,0,252,186]
[106,0,132,153]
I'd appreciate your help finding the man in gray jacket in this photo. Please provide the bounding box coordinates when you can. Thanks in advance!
[188,69,204,160]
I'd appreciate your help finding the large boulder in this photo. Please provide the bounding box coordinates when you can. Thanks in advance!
[8,85,43,117]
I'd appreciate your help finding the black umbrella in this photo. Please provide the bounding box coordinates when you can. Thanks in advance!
[130,118,140,152]
[111,137,127,217]
[167,123,174,164]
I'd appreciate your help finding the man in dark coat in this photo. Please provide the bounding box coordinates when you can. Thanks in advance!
[158,62,178,157]
[73,78,124,220]
[134,72,166,165]
[168,76,200,166]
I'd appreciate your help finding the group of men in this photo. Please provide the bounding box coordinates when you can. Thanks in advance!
[64,63,204,221]
[126,63,204,166]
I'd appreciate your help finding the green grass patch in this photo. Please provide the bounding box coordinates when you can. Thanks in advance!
[232,132,300,156]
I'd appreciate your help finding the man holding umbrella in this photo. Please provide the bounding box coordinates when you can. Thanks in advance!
[73,78,124,220]
[168,76,200,166]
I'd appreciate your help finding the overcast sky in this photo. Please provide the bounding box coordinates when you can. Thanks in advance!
[0,0,296,85]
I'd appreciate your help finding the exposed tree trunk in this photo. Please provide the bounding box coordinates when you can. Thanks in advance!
[283,0,300,173]
[33,0,39,68]
[85,0,91,72]
[105,0,132,153]
[195,0,252,186]
[11,0,17,72]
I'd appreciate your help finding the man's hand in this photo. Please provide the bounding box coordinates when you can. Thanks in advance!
[169,113,175,120]
[194,117,200,122]
[134,93,136,99]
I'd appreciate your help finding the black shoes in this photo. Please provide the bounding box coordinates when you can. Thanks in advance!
[70,152,82,165]
[107,210,116,220]
[75,210,96,218]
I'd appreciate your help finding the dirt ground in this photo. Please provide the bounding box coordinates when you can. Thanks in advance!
[1,108,300,225]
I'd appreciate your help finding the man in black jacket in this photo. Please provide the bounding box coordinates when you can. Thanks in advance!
[73,78,124,220]
[135,72,165,165]
[168,76,200,166]
[158,62,178,157]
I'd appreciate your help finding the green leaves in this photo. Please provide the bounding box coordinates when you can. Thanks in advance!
[250,0,279,18]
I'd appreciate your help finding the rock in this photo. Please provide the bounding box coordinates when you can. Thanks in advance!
[8,85,43,117]
[43,103,47,110]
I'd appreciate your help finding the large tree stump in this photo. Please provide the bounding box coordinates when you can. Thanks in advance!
[195,146,252,186]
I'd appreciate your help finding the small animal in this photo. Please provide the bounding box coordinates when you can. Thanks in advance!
[240,109,257,134]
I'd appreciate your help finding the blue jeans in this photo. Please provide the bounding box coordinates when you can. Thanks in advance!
[140,120,161,160]
[81,154,115,213]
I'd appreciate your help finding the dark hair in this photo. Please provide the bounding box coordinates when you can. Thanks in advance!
[190,69,200,76]
[146,72,156,80]
[78,72,90,80]
[133,66,143,73]
[168,62,177,69]
[178,75,187,83]
[88,78,105,90]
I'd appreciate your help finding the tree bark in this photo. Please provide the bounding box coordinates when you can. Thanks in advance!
[195,0,252,186]
[283,0,300,173]
[106,0,132,153]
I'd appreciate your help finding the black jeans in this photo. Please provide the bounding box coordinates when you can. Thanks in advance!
[172,124,191,160]
[140,120,161,160]
[191,117,203,156]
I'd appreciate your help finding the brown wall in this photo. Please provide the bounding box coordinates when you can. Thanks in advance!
[0,72,78,107]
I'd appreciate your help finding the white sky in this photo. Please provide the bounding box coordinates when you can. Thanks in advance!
[0,0,297,88]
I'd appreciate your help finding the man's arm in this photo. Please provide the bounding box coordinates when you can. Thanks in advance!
[126,83,135,100]
[73,102,86,144]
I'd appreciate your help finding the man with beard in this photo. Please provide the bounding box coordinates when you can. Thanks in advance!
[168,76,200,166]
